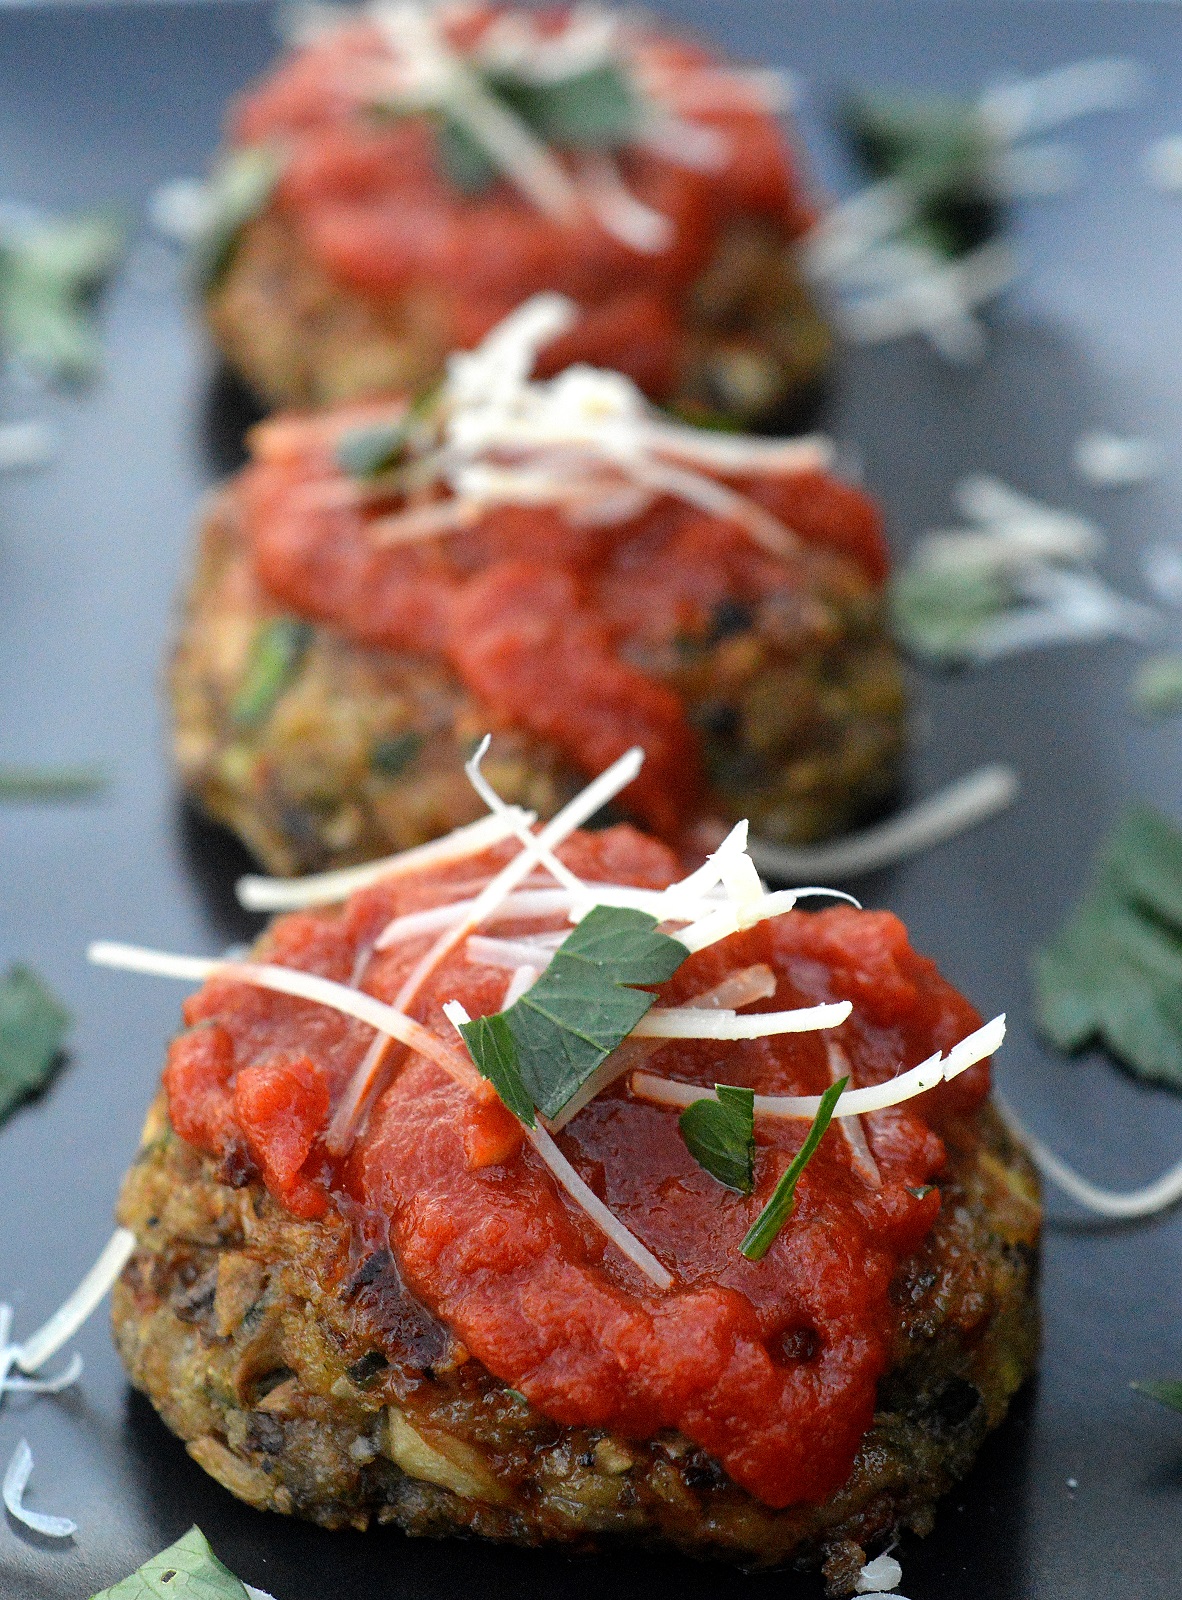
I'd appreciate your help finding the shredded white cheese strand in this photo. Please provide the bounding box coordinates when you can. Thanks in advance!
[631,1015,1006,1120]
[2,1440,76,1540]
[15,1227,136,1375]
[828,1039,882,1189]
[446,998,672,1290]
[996,1096,1182,1219]
[236,807,534,911]
[632,1000,851,1039]
[747,766,1019,882]
[87,944,481,1094]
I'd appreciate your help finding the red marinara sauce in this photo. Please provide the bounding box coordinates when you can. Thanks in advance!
[164,825,991,1509]
[228,5,817,394]
[235,412,888,839]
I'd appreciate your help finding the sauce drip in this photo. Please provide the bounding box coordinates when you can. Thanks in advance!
[164,825,990,1508]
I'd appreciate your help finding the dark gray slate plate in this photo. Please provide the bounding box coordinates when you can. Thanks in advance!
[2,2,1182,1595]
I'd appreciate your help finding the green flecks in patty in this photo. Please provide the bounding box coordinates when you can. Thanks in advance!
[371,730,424,779]
[231,618,313,731]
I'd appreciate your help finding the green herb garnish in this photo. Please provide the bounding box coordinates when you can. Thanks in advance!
[431,62,639,194]
[372,730,424,778]
[841,90,1002,262]
[1034,805,1182,1087]
[740,1077,846,1261]
[336,416,414,480]
[0,210,125,382]
[891,562,1012,664]
[459,905,686,1122]
[1132,653,1182,720]
[91,1525,251,1599]
[679,1084,755,1193]
[494,63,638,149]
[1133,1379,1182,1415]
[0,964,70,1126]
[231,618,313,730]
[193,145,283,291]
[0,764,107,800]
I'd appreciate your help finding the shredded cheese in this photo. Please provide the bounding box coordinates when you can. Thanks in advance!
[15,1227,135,1375]
[631,1015,1006,1121]
[747,765,1018,881]
[2,1440,76,1540]
[632,1000,851,1039]
[997,1096,1182,1219]
[236,807,534,911]
[445,998,672,1289]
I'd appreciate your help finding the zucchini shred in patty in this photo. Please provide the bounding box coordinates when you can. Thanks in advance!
[113,1095,1037,1587]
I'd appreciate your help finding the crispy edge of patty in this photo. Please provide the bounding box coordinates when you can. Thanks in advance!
[170,494,906,876]
[112,1094,1039,1588]
[204,211,832,426]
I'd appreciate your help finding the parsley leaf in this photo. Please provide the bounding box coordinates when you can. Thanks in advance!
[193,145,283,291]
[0,210,125,383]
[335,415,414,480]
[1034,805,1182,1087]
[0,765,107,800]
[679,1084,755,1192]
[891,562,1013,663]
[1132,653,1182,720]
[841,91,1002,262]
[231,618,313,730]
[1133,1379,1182,1415]
[371,730,424,778]
[459,1010,536,1126]
[493,63,638,149]
[436,113,500,195]
[740,1077,846,1260]
[0,964,70,1125]
[91,1526,251,1599]
[460,905,687,1122]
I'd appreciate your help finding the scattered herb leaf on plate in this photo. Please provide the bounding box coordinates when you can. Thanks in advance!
[91,1525,254,1599]
[0,210,125,383]
[460,905,687,1121]
[679,1084,756,1192]
[0,964,70,1125]
[1131,653,1182,720]
[1034,804,1182,1086]
[1132,1379,1182,1415]
[740,1077,846,1260]
[336,415,414,480]
[0,764,107,800]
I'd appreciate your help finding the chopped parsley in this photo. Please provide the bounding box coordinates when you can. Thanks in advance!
[1132,653,1182,720]
[336,415,415,480]
[432,62,639,194]
[0,209,125,383]
[1034,805,1182,1087]
[231,618,313,730]
[841,90,1002,263]
[91,1525,255,1599]
[0,964,70,1126]
[740,1077,846,1261]
[0,764,107,800]
[459,905,686,1122]
[371,730,424,778]
[192,145,283,291]
[679,1084,755,1193]
[1132,1379,1182,1415]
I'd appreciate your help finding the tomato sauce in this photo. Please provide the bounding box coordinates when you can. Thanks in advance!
[228,6,817,391]
[235,416,888,838]
[164,825,991,1508]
